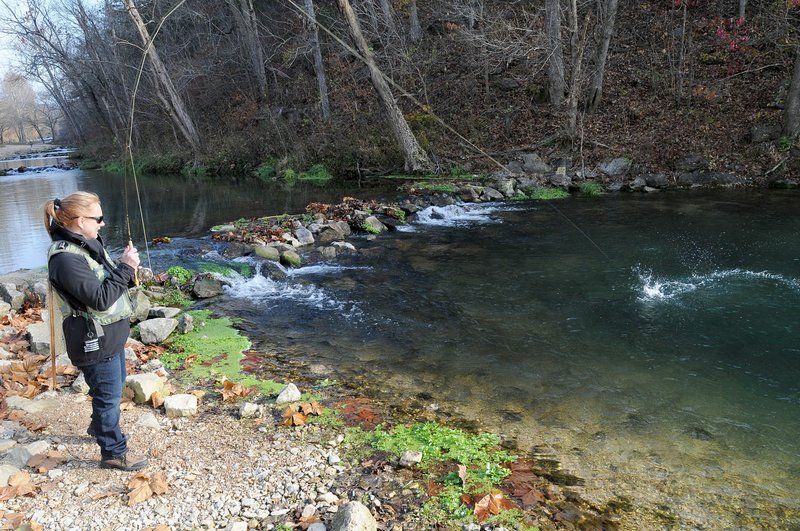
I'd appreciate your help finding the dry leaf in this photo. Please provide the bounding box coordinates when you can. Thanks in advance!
[150,473,169,496]
[221,380,254,402]
[300,402,324,416]
[457,464,467,486]
[282,405,307,427]
[151,391,165,409]
[120,398,135,411]
[91,491,117,501]
[127,481,153,506]
[473,491,518,522]
[189,390,206,401]
[298,515,322,529]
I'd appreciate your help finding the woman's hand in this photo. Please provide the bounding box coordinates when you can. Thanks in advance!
[119,242,140,270]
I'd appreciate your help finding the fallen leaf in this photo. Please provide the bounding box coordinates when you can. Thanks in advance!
[473,491,518,522]
[458,464,467,486]
[300,401,324,416]
[221,380,254,402]
[282,405,308,427]
[120,398,135,411]
[151,391,165,409]
[150,473,169,495]
[189,389,205,401]
[127,481,153,506]
[298,515,321,529]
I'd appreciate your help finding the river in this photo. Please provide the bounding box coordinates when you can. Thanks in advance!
[2,163,799,528]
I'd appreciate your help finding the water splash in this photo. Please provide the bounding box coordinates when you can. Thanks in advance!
[413,202,506,227]
[635,267,800,303]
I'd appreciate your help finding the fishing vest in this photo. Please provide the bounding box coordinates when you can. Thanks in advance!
[47,241,133,325]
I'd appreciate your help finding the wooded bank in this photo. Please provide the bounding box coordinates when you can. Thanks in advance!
[1,0,798,180]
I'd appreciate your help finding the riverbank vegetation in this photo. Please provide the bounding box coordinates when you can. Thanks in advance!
[1,0,798,181]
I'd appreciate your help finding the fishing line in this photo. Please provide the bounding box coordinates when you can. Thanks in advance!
[124,0,189,273]
[284,0,612,261]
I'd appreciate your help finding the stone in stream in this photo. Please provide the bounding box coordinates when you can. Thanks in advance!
[281,250,302,268]
[362,216,387,234]
[139,317,178,344]
[330,501,377,531]
[317,246,337,260]
[254,245,281,262]
[192,277,223,298]
[295,227,315,246]
[148,306,182,319]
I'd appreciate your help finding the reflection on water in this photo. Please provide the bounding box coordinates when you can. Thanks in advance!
[0,167,392,274]
[218,190,800,528]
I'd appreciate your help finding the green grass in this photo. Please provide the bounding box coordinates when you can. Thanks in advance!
[181,163,209,178]
[509,193,528,201]
[197,261,252,278]
[79,159,101,170]
[417,182,458,193]
[578,182,607,197]
[101,160,125,173]
[254,159,277,182]
[299,164,333,184]
[159,288,193,309]
[530,187,569,200]
[361,223,381,235]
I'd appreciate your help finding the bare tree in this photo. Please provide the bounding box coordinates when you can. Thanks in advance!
[785,46,800,137]
[409,0,422,43]
[586,0,619,110]
[227,0,268,102]
[545,0,566,104]
[337,0,431,173]
[304,0,331,121]
[122,0,203,157]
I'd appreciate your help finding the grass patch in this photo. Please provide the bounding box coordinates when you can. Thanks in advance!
[101,160,125,173]
[79,159,101,170]
[159,288,193,309]
[254,159,277,182]
[417,182,458,193]
[530,187,569,200]
[181,163,209,178]
[509,193,528,201]
[361,223,381,235]
[299,164,333,184]
[578,182,607,197]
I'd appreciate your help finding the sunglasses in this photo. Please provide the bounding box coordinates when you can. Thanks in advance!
[84,216,104,223]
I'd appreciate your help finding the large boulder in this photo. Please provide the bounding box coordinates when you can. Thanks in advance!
[148,306,182,319]
[549,167,571,188]
[520,153,551,174]
[330,501,378,531]
[280,250,302,268]
[130,290,152,323]
[672,154,708,173]
[192,277,223,299]
[644,173,669,188]
[362,216,387,234]
[493,178,517,197]
[294,227,315,246]
[598,158,632,178]
[139,317,178,345]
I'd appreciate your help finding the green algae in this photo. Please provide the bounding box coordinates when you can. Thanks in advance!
[162,310,283,396]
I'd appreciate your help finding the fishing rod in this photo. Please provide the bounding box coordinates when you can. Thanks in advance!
[123,0,189,276]
[283,0,611,261]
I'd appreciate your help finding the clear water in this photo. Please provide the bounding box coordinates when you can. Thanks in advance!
[4,165,800,527]
[220,192,800,528]
[0,166,389,274]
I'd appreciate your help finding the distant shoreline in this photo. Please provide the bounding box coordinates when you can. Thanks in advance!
[0,142,60,160]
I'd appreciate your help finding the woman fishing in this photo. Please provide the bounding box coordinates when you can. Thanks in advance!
[43,191,148,471]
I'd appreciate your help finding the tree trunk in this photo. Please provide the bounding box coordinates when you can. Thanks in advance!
[228,0,269,102]
[378,0,395,33]
[545,0,565,105]
[738,0,746,20]
[567,11,591,138]
[409,0,422,43]
[784,46,800,137]
[587,0,619,110]
[304,0,331,121]
[337,0,432,173]
[123,0,203,157]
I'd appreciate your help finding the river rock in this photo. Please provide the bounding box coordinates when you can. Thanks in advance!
[255,245,281,261]
[0,440,16,452]
[318,228,343,243]
[521,153,551,174]
[0,464,20,486]
[362,216,387,234]
[672,154,708,173]
[136,413,162,429]
[331,221,352,237]
[221,242,251,259]
[677,171,744,186]
[459,185,481,202]
[26,322,57,356]
[139,318,178,344]
[398,451,423,468]
[629,176,647,191]
[130,290,152,323]
[332,242,357,252]
[280,250,302,268]
[5,395,55,414]
[193,277,223,298]
[481,187,504,201]
[276,383,301,404]
[177,313,194,334]
[164,394,198,417]
[317,246,336,260]
[295,227,315,246]
[0,283,24,311]
[644,173,668,188]
[599,157,631,177]
[549,166,571,187]
[0,301,10,317]
[494,178,516,197]
[330,501,377,531]
[283,234,302,247]
[126,373,165,403]
[149,306,182,319]
[72,372,89,394]
[239,402,263,419]
[750,124,782,143]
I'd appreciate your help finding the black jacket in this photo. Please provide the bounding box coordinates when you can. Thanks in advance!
[48,224,135,367]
